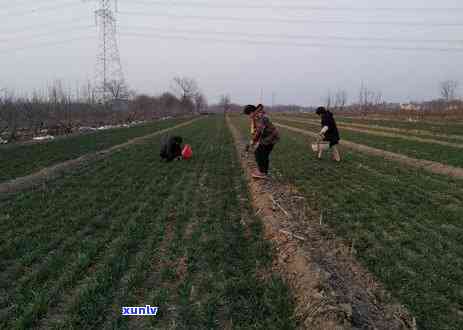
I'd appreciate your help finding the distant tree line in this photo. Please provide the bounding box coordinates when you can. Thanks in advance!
[131,76,207,119]
[0,76,207,142]
[314,80,463,120]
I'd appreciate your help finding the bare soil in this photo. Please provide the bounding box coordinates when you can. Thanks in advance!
[0,119,200,196]
[227,116,415,330]
[333,115,463,125]
[338,122,463,142]
[275,122,463,179]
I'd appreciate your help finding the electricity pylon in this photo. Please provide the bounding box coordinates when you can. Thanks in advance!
[94,0,128,104]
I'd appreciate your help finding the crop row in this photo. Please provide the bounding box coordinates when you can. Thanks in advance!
[0,117,189,183]
[231,115,463,330]
[275,117,463,168]
[274,114,463,145]
[337,116,463,136]
[278,113,463,137]
[0,116,294,329]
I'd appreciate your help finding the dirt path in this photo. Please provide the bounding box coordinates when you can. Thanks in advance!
[226,116,415,330]
[278,117,463,147]
[336,115,463,126]
[337,122,463,142]
[0,118,200,196]
[275,122,463,179]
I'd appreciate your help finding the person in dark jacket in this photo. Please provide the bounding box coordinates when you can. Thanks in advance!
[160,135,183,162]
[244,104,280,179]
[316,106,341,162]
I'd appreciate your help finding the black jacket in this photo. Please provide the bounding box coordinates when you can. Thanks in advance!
[321,111,340,143]
[160,136,183,161]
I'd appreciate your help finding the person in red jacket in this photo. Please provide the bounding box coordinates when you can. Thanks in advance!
[243,104,280,179]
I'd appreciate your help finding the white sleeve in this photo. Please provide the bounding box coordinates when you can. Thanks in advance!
[320,126,328,134]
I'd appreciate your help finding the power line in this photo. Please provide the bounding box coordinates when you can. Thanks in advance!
[0,1,84,19]
[0,25,95,44]
[3,30,460,56]
[0,35,96,56]
[1,17,91,34]
[1,0,64,11]
[119,31,463,52]
[130,1,463,12]
[120,11,463,27]
[120,26,463,44]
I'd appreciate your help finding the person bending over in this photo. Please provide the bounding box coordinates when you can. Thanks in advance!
[160,135,183,162]
[316,106,341,162]
[243,104,280,179]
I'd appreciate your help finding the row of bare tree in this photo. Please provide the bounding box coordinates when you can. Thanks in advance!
[324,84,383,114]
[0,76,208,142]
[322,80,461,116]
[324,89,349,112]
[130,76,208,118]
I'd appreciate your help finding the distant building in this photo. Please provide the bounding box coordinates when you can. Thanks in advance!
[112,99,129,112]
[400,103,421,111]
[448,103,461,111]
[384,103,400,111]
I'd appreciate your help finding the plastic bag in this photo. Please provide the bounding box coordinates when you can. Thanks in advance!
[182,144,193,160]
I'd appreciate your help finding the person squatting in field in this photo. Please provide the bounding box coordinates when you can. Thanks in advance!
[316,106,341,162]
[243,104,280,179]
[160,135,183,162]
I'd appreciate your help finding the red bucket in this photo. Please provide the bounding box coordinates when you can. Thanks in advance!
[182,144,193,160]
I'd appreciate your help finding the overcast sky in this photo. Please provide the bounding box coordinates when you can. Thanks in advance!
[1,0,462,106]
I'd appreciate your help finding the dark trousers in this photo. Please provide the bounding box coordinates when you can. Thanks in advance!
[255,144,274,174]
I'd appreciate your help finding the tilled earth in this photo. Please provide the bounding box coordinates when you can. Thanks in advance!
[227,116,416,330]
